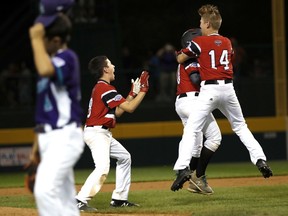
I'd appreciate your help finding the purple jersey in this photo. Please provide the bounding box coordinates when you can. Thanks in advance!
[35,49,83,128]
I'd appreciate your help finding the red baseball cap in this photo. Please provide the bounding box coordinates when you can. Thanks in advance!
[34,0,74,27]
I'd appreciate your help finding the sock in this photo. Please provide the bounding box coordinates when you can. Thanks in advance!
[189,157,199,171]
[196,146,214,178]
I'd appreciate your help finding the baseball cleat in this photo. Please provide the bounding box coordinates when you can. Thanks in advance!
[187,181,201,193]
[190,172,214,194]
[171,167,192,191]
[256,159,273,178]
[110,199,140,207]
[76,199,98,212]
[187,180,213,195]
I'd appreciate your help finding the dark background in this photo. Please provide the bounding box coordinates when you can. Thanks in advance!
[0,0,274,70]
[0,0,287,169]
[0,0,286,128]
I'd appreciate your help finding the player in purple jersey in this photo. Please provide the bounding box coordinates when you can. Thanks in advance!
[29,6,85,216]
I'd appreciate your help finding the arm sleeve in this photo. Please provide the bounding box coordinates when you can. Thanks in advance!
[189,72,201,86]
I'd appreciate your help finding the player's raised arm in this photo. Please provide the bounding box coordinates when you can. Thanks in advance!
[116,71,149,115]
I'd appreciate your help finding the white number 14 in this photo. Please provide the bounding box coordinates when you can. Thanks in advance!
[208,50,229,70]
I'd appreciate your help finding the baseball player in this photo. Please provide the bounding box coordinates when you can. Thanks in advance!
[172,4,273,193]
[29,10,85,216]
[75,56,149,212]
[171,29,221,194]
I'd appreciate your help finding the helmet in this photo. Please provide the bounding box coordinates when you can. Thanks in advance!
[181,28,202,48]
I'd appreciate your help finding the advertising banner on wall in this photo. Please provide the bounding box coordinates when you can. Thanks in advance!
[0,147,31,167]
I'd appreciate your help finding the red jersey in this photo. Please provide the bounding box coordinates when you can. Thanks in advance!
[176,59,200,95]
[189,34,234,81]
[85,80,126,128]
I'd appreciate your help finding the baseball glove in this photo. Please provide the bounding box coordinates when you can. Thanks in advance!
[24,134,40,193]
[181,28,202,48]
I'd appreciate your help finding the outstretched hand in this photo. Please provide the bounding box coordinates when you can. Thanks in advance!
[139,71,149,93]
[129,78,141,97]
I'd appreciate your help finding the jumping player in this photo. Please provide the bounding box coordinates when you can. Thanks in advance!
[171,29,221,194]
[172,4,273,193]
[75,56,149,211]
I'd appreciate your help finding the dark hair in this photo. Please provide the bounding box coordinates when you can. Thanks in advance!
[88,55,108,80]
[45,13,72,43]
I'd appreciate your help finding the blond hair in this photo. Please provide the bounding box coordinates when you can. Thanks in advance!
[198,4,222,30]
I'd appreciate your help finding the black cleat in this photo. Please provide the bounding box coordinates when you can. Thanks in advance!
[76,199,97,212]
[171,167,192,191]
[256,159,273,178]
[110,199,140,207]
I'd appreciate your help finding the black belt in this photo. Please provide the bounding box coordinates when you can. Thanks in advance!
[178,92,199,98]
[86,125,109,130]
[204,79,233,85]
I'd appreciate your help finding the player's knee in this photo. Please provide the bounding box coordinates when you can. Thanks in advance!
[204,140,221,152]
[34,184,55,201]
[232,122,247,134]
[192,144,202,157]
[118,152,131,165]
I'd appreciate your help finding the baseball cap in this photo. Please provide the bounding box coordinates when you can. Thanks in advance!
[34,0,74,27]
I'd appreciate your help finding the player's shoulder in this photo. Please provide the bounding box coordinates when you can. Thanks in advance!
[53,48,78,67]
[206,35,231,46]
[96,80,116,92]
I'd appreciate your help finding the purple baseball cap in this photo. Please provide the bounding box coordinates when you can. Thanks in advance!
[34,0,74,27]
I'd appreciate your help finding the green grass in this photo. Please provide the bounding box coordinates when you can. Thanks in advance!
[74,160,288,184]
[0,160,288,215]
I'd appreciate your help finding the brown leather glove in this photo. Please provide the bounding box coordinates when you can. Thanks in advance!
[24,134,40,193]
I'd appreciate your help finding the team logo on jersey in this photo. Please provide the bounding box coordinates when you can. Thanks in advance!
[114,94,123,101]
[214,40,222,46]
[191,62,198,67]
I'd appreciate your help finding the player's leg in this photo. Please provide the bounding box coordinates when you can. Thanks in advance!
[76,128,111,211]
[175,95,201,171]
[61,127,85,216]
[219,87,272,178]
[35,126,84,215]
[172,93,214,191]
[109,138,139,207]
[197,113,221,176]
[198,114,221,177]
[189,131,203,170]
[186,131,202,193]
[189,113,221,194]
[62,169,80,216]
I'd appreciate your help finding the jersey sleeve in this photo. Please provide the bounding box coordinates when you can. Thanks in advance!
[101,88,126,109]
[184,58,199,74]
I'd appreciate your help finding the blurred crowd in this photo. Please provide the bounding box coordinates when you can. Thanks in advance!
[0,62,34,108]
[0,39,274,109]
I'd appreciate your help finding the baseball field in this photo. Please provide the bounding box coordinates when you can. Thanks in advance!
[0,160,287,216]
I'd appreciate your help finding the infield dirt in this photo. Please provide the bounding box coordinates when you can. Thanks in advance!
[0,175,287,216]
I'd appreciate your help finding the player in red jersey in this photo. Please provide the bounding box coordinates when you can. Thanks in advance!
[171,4,272,194]
[76,56,149,211]
[171,29,221,194]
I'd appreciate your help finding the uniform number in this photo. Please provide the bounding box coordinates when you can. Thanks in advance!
[208,49,229,70]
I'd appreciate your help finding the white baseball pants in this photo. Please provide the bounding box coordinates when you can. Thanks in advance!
[174,91,222,170]
[175,82,266,170]
[76,126,131,203]
[34,123,85,216]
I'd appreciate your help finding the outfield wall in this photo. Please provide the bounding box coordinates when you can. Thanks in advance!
[0,117,287,170]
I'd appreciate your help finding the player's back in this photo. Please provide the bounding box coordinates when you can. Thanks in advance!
[176,61,200,95]
[193,34,233,81]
